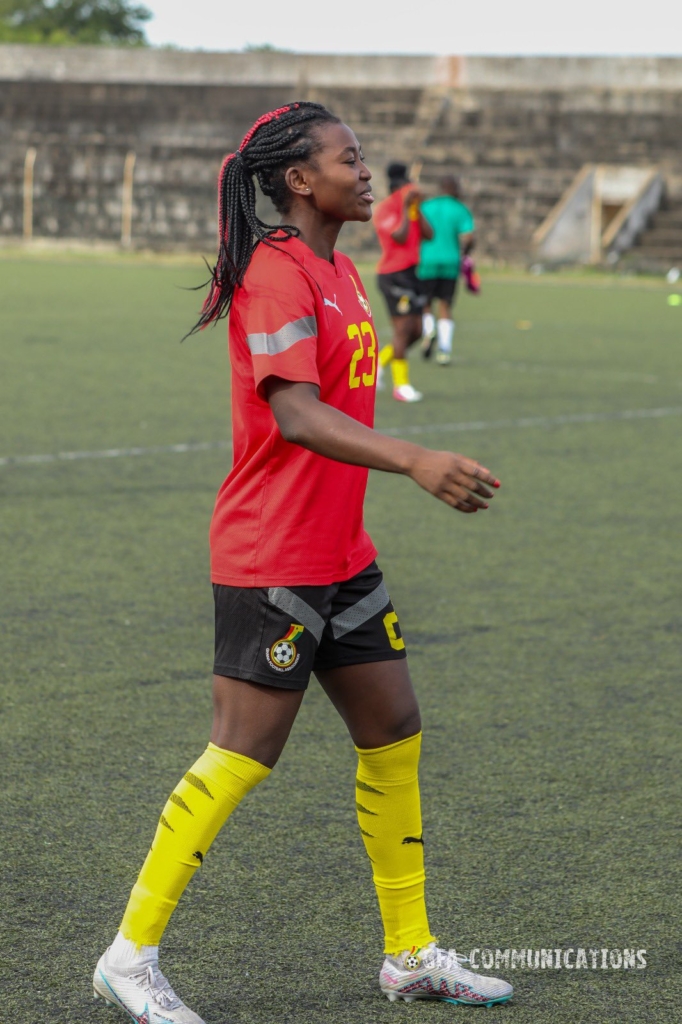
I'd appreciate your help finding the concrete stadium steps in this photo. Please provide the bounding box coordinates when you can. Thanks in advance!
[1,81,299,147]
[0,79,429,246]
[424,89,682,168]
[626,201,682,269]
[3,49,682,258]
[417,165,577,258]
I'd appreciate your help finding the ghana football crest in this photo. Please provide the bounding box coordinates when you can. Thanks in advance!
[404,946,422,971]
[266,624,304,672]
[349,274,372,316]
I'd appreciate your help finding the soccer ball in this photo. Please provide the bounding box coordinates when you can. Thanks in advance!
[272,640,295,666]
[405,953,421,971]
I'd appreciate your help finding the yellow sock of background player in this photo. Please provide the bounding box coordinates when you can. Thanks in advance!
[355,732,435,954]
[379,345,412,392]
[379,343,394,368]
[120,743,270,947]
[391,358,410,390]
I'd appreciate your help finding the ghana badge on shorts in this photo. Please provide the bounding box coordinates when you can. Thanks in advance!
[349,274,371,316]
[266,624,304,672]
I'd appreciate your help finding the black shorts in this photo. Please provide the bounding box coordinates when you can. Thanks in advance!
[213,561,407,691]
[377,266,429,317]
[420,276,458,305]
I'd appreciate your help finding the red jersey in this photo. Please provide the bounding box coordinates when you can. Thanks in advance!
[374,184,422,274]
[210,236,379,587]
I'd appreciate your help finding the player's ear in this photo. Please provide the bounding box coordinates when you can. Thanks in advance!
[284,165,312,200]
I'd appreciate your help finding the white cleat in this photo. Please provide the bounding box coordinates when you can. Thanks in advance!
[380,942,513,1007]
[93,947,206,1024]
[392,384,423,403]
[435,351,452,365]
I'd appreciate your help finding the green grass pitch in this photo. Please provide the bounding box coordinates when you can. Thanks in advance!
[1,253,680,1023]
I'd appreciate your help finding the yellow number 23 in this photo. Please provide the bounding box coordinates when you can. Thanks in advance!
[348,321,377,389]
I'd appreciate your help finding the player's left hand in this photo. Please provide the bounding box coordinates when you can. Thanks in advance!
[408,449,500,513]
[403,186,423,206]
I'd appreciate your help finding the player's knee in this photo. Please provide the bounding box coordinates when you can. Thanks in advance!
[384,706,422,746]
[209,724,287,770]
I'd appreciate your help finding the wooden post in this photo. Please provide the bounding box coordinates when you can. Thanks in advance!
[23,147,37,241]
[121,151,136,247]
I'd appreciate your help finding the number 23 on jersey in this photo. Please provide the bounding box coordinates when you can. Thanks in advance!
[348,321,377,389]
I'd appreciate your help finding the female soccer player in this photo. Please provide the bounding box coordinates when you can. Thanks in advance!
[93,102,512,1024]
[419,175,476,365]
[373,161,433,402]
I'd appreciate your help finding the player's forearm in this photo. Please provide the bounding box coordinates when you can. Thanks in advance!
[390,214,410,245]
[268,381,498,513]
[418,212,434,240]
[461,231,476,254]
[275,393,421,476]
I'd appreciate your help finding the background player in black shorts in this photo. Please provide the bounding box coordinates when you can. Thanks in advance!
[373,162,433,402]
[418,175,476,365]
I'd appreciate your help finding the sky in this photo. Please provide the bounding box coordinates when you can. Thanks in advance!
[143,0,682,55]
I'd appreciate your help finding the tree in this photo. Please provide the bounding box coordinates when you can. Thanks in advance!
[0,0,152,45]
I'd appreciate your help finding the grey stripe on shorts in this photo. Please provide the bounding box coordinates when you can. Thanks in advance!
[330,582,390,639]
[247,315,317,356]
[267,587,325,643]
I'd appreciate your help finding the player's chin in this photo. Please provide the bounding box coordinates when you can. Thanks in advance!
[348,201,373,223]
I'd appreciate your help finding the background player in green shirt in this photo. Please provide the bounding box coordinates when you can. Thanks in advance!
[417,176,475,365]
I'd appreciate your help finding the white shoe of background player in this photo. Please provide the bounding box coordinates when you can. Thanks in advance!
[393,383,423,403]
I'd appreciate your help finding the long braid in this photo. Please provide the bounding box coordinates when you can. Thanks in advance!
[189,101,340,334]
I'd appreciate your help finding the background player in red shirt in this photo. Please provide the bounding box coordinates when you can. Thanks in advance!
[93,102,512,1023]
[373,162,433,402]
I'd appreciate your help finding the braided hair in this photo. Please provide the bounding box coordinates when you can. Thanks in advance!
[190,101,341,334]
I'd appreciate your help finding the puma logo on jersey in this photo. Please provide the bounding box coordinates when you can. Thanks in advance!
[402,835,424,845]
[324,295,342,314]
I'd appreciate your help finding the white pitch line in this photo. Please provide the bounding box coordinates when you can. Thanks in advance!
[2,406,682,468]
[0,440,230,468]
[381,405,682,437]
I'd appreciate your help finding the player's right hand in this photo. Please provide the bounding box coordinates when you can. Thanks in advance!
[408,450,500,513]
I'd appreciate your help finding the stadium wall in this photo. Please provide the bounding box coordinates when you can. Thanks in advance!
[1,46,682,259]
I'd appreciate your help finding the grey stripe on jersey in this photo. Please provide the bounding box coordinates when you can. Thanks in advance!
[330,582,390,640]
[267,587,325,643]
[247,315,317,356]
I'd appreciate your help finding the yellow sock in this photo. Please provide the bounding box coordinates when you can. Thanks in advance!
[355,732,435,954]
[120,743,270,946]
[391,358,410,389]
[378,343,394,368]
